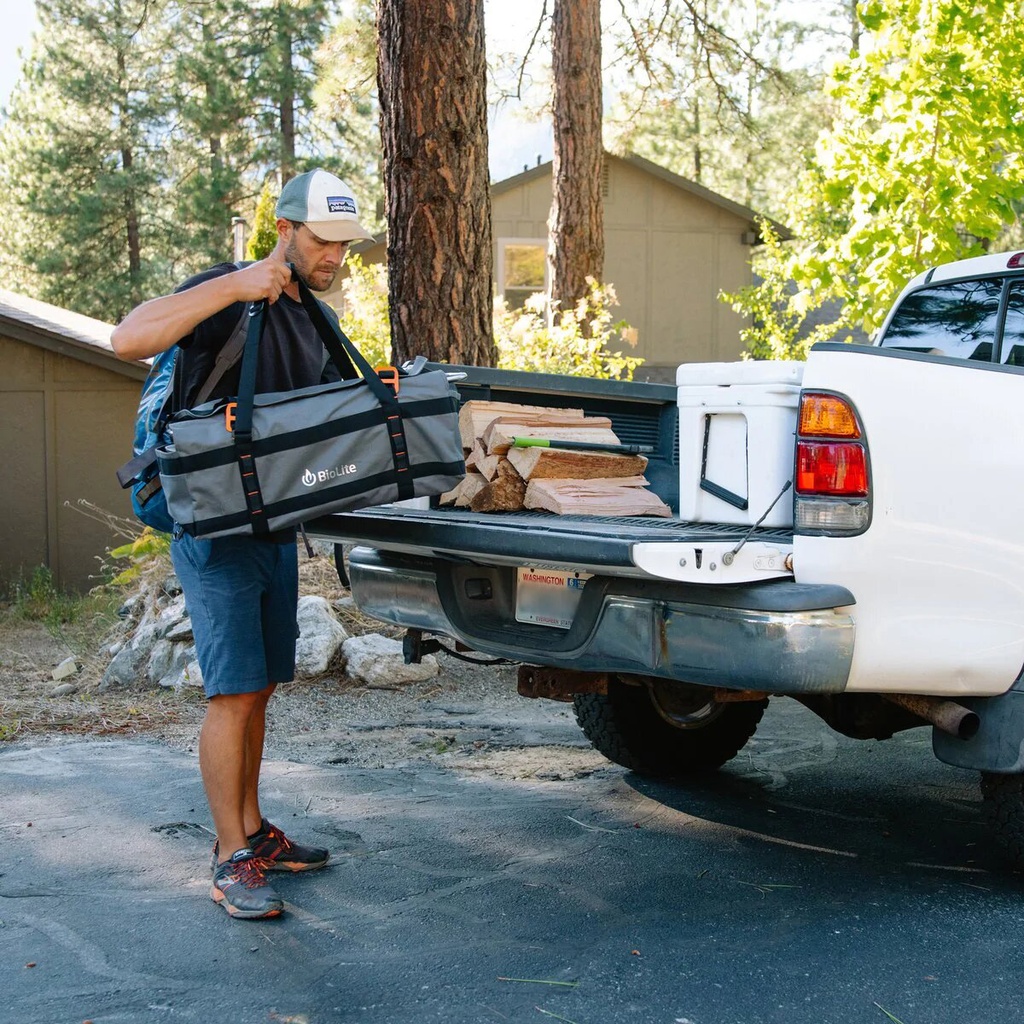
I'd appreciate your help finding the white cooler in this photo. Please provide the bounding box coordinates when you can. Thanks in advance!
[676,360,804,528]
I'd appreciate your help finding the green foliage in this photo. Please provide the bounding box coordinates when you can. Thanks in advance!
[246,179,280,261]
[108,528,172,587]
[604,0,849,221]
[0,0,376,322]
[5,566,80,628]
[494,280,643,380]
[313,0,384,232]
[335,259,643,380]
[721,219,852,360]
[753,0,1024,337]
[336,255,392,366]
[0,0,177,320]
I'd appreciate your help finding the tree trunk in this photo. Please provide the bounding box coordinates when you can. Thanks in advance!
[548,0,604,319]
[376,0,496,366]
[277,3,296,183]
[116,48,141,299]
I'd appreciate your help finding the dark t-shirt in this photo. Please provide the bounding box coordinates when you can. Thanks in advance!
[173,262,344,542]
[174,262,342,409]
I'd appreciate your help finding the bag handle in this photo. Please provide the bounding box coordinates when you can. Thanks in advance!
[290,271,401,409]
[232,265,401,441]
[229,266,413,533]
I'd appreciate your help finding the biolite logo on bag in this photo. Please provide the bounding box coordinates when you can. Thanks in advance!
[302,463,358,487]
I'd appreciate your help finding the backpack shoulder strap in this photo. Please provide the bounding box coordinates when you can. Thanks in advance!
[193,261,252,405]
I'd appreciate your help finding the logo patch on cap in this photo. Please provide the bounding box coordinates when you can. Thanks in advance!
[327,195,356,214]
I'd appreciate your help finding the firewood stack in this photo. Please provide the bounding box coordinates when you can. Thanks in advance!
[440,400,672,517]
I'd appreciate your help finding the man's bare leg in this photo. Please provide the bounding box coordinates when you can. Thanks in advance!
[242,685,276,837]
[199,685,274,861]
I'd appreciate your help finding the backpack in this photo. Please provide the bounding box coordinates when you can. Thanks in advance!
[116,263,252,533]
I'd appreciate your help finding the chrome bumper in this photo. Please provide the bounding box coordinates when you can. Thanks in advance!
[348,547,855,695]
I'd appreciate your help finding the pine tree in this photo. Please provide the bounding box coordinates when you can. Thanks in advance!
[0,0,175,321]
[246,179,280,260]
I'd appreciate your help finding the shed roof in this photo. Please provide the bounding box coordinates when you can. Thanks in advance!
[0,289,147,381]
[492,151,791,240]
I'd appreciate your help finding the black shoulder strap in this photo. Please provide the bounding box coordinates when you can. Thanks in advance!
[193,261,253,406]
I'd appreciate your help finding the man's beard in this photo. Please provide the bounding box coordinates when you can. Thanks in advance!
[284,243,339,292]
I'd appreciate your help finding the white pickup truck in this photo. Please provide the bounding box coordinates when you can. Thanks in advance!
[308,250,1024,866]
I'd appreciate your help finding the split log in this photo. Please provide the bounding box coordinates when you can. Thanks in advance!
[472,439,502,481]
[469,460,527,512]
[483,420,619,456]
[524,478,672,517]
[458,400,585,449]
[453,473,489,507]
[507,446,648,481]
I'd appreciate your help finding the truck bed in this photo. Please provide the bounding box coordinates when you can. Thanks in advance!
[307,363,798,570]
[306,505,794,571]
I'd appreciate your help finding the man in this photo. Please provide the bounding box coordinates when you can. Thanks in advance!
[112,169,375,919]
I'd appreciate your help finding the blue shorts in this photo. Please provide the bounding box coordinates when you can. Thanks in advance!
[171,533,299,698]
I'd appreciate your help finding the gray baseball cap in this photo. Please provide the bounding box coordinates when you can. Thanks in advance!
[275,169,374,243]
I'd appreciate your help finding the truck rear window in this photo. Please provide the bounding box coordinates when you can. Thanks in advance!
[880,278,1002,361]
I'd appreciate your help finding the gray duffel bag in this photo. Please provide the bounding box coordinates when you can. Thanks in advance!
[157,273,465,539]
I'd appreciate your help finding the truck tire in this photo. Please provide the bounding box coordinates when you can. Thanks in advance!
[980,772,1024,868]
[573,677,767,777]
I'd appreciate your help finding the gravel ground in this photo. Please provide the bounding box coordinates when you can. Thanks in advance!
[0,549,613,783]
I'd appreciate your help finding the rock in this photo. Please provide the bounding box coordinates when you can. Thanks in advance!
[49,682,78,697]
[333,596,356,611]
[149,640,191,689]
[161,574,182,598]
[294,596,348,679]
[51,657,79,681]
[117,593,143,620]
[155,597,188,635]
[100,645,141,690]
[165,618,193,643]
[308,539,336,559]
[342,633,439,688]
[180,658,204,690]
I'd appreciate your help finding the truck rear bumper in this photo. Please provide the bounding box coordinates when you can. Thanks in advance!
[347,547,856,695]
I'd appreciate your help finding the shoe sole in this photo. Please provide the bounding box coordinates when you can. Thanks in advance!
[210,887,284,919]
[263,856,330,873]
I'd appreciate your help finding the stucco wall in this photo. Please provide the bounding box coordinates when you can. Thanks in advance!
[492,158,756,380]
[0,334,141,592]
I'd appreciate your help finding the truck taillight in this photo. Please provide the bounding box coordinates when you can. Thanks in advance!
[796,442,868,495]
[794,392,870,536]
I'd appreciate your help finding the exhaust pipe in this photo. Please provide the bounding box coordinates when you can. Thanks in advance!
[883,693,979,739]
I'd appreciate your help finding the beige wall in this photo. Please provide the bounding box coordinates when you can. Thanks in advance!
[0,334,142,592]
[492,158,755,380]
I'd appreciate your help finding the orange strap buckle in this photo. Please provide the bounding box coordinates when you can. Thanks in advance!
[376,365,400,394]
[225,402,237,432]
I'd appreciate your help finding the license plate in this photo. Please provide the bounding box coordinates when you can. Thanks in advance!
[515,567,591,629]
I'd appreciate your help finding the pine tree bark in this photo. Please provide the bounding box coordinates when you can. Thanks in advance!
[376,0,496,366]
[548,0,604,317]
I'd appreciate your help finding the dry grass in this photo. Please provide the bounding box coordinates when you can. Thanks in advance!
[0,545,394,744]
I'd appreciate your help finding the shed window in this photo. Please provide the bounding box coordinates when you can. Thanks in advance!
[499,239,548,309]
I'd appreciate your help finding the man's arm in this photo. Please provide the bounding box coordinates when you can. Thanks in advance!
[110,258,294,361]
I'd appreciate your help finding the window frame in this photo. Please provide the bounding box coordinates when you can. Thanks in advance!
[496,236,549,309]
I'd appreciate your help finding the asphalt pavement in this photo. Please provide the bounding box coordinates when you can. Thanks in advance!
[3,699,1024,1024]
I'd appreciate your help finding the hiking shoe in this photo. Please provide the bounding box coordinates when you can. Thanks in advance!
[210,820,330,873]
[210,848,284,919]
[249,818,331,872]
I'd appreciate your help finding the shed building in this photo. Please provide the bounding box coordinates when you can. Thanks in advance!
[0,291,146,592]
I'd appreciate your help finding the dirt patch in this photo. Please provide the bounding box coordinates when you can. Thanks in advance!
[0,550,612,782]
